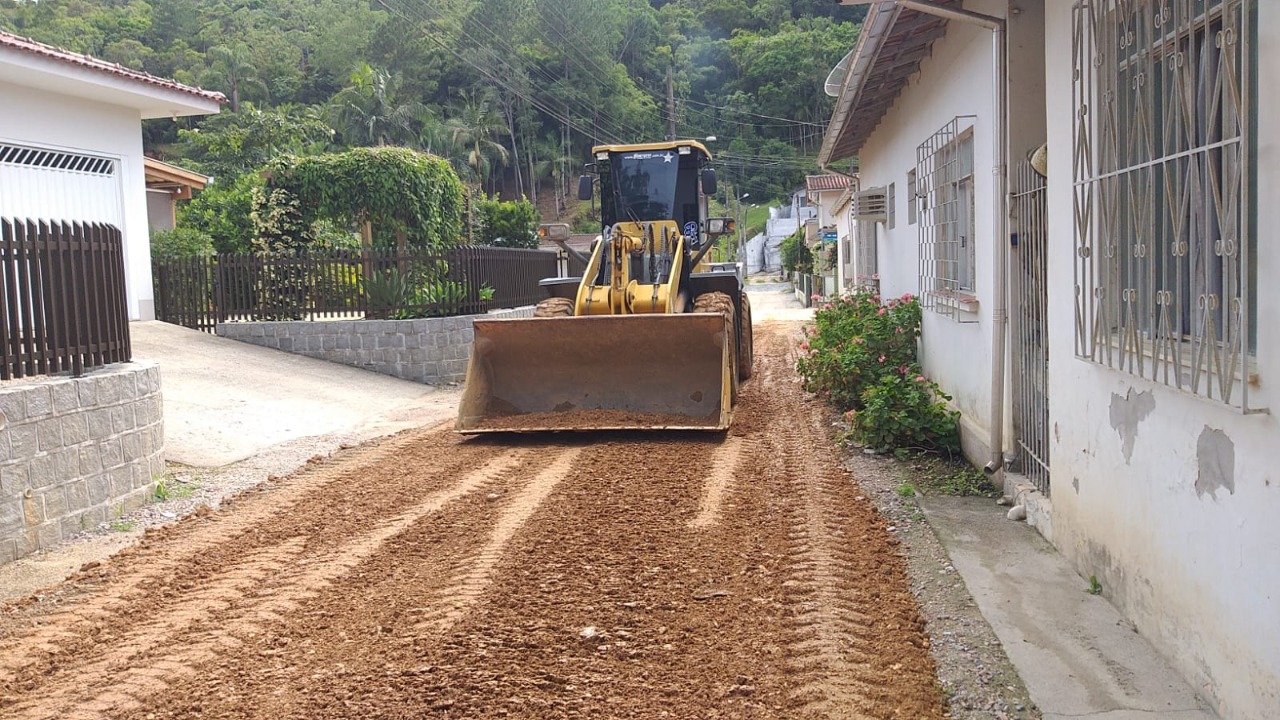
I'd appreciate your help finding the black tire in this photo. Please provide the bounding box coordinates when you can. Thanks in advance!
[694,291,739,404]
[534,297,575,318]
[738,291,753,381]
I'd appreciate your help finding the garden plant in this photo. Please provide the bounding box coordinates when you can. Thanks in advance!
[796,291,960,455]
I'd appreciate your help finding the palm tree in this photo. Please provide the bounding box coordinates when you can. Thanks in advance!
[444,89,510,192]
[330,64,424,147]
[205,44,268,112]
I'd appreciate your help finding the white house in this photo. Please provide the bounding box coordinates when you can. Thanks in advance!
[804,173,857,290]
[821,1,1277,718]
[0,31,223,321]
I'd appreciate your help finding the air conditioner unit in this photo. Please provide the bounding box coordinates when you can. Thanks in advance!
[853,187,888,222]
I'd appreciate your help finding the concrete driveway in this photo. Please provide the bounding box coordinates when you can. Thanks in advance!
[131,321,461,467]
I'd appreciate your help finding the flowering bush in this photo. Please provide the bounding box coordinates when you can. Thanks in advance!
[796,291,959,454]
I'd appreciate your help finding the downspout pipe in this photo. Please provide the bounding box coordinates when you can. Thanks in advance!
[838,0,1010,478]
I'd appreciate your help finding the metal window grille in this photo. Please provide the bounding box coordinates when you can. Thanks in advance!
[1012,158,1051,493]
[0,143,122,227]
[1072,0,1258,411]
[854,219,878,290]
[917,117,977,320]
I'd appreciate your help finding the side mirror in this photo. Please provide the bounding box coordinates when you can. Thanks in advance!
[701,169,718,196]
[577,175,594,201]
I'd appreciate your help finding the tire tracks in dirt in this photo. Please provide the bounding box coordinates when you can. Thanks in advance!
[0,431,568,719]
[748,322,944,719]
[1,319,946,720]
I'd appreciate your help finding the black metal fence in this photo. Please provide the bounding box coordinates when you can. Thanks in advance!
[153,245,560,332]
[0,218,132,379]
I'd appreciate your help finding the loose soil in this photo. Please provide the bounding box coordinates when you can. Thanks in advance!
[0,320,945,720]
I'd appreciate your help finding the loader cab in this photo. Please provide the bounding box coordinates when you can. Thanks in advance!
[587,142,715,250]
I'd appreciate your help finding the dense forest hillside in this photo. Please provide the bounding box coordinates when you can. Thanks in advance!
[2,0,864,248]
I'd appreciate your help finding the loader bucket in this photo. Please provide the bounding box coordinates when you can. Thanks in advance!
[456,313,733,433]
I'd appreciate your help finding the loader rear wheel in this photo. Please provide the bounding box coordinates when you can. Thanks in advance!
[694,291,739,404]
[739,291,754,382]
[534,297,575,318]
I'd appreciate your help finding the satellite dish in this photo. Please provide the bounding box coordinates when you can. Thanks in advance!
[824,49,855,97]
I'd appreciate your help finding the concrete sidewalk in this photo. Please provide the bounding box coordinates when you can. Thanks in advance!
[132,321,461,467]
[920,495,1216,720]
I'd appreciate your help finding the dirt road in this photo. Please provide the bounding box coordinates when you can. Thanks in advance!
[0,318,944,719]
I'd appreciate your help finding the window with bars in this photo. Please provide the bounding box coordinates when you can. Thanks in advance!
[917,117,977,319]
[1072,0,1258,410]
[887,182,896,229]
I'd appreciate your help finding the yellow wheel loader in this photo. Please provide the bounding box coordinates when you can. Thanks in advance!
[456,140,753,433]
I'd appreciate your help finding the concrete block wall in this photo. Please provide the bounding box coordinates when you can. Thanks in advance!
[216,308,535,385]
[0,362,166,564]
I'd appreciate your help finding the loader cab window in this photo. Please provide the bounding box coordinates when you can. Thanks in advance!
[601,151,680,226]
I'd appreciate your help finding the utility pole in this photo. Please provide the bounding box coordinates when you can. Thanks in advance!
[666,66,676,141]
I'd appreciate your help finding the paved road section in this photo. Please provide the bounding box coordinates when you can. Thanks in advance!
[132,321,460,467]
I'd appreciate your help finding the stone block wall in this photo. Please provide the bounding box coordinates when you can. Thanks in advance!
[216,308,535,385]
[0,362,165,564]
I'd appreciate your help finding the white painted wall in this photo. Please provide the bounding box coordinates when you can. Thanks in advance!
[855,0,1006,462]
[0,81,154,321]
[1043,3,1280,718]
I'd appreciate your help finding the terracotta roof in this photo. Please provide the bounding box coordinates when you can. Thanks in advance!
[0,30,226,104]
[805,174,852,192]
[819,2,956,165]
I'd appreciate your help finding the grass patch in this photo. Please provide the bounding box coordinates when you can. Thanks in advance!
[900,455,999,498]
[1086,575,1103,595]
[895,482,917,498]
[109,519,136,532]
[153,476,201,502]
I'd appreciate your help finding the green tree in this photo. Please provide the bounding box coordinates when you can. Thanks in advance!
[330,64,425,148]
[204,44,269,113]
[445,89,510,190]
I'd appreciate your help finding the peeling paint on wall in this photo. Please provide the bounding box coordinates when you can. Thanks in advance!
[1195,426,1235,499]
[1108,388,1156,464]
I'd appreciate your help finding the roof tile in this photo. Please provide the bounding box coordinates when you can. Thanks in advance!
[0,30,226,104]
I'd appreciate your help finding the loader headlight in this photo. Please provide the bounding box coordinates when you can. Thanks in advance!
[538,223,571,240]
[706,218,735,235]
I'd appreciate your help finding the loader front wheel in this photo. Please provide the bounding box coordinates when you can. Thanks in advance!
[738,291,753,382]
[534,297,575,318]
[694,291,739,404]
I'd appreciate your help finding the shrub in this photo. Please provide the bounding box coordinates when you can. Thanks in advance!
[854,373,960,455]
[150,226,214,260]
[796,291,959,454]
[475,195,539,248]
[779,229,812,273]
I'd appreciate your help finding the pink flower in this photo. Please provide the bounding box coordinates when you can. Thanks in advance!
[822,303,833,310]
[915,375,927,382]
[811,293,822,301]
[902,293,915,302]
[877,307,887,316]
[895,327,904,334]
[872,294,881,303]
[853,337,865,345]
[898,364,910,374]
[800,341,809,350]
[878,354,886,363]
[872,273,880,280]
[843,410,855,421]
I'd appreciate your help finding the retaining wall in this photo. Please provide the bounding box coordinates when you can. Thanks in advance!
[216,308,535,385]
[0,362,166,564]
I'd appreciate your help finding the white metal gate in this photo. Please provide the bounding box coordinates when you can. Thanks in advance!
[0,143,123,226]
[1011,157,1050,493]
